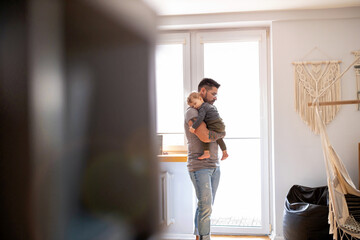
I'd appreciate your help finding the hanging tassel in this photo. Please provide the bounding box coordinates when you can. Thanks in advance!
[294,61,341,134]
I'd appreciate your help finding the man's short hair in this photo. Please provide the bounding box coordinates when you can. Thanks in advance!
[198,78,221,92]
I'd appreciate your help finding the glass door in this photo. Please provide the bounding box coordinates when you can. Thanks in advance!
[194,30,270,235]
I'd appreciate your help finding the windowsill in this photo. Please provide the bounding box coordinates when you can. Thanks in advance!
[158,154,187,162]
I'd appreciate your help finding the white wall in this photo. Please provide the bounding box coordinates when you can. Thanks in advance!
[272,17,360,238]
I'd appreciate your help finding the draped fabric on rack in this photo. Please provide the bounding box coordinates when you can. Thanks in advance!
[312,55,360,239]
[315,105,360,240]
[294,61,341,134]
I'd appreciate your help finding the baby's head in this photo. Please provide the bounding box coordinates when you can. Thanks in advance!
[187,92,204,109]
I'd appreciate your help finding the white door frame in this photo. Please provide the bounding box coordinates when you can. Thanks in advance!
[193,29,270,235]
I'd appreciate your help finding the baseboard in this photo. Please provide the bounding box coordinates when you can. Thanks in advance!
[161,233,280,240]
[160,233,194,240]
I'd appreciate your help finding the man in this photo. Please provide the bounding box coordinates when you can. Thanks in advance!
[184,78,226,240]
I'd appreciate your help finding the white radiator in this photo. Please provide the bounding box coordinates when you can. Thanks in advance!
[160,171,175,226]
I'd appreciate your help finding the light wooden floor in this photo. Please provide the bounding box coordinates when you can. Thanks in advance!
[212,236,269,240]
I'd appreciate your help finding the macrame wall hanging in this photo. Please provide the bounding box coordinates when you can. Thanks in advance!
[293,47,342,134]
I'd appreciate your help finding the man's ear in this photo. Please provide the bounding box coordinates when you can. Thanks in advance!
[200,87,206,97]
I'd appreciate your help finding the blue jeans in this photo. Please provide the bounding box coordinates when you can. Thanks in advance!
[189,167,220,240]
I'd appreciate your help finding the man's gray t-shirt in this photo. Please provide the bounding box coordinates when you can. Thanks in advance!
[185,107,219,172]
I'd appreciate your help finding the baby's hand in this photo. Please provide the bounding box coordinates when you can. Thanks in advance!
[189,127,195,133]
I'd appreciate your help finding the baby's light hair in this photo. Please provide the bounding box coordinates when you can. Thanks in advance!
[187,92,201,106]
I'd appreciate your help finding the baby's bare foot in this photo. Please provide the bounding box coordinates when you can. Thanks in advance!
[198,151,210,159]
[221,151,229,160]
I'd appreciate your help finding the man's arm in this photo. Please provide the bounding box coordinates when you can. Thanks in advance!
[189,120,211,143]
[188,120,225,143]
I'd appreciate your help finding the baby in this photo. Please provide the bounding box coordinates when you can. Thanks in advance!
[187,92,228,160]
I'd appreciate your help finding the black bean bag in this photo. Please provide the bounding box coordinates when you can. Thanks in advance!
[283,185,333,240]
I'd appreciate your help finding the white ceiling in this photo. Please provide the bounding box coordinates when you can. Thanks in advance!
[142,0,360,16]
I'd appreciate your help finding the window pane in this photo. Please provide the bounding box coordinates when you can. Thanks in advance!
[211,139,262,227]
[162,133,184,148]
[204,42,260,138]
[155,44,184,134]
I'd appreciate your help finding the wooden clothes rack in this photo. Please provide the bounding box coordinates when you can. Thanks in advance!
[308,99,360,106]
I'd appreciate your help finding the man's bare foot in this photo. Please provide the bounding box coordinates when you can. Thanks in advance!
[221,150,228,160]
[198,150,210,159]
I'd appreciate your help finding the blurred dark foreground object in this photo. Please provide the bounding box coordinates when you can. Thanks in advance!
[283,185,333,240]
[0,0,159,239]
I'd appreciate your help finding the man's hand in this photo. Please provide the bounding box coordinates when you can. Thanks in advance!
[189,127,195,133]
[188,120,211,143]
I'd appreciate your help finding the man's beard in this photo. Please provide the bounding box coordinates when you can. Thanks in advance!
[207,99,215,105]
[204,93,215,105]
